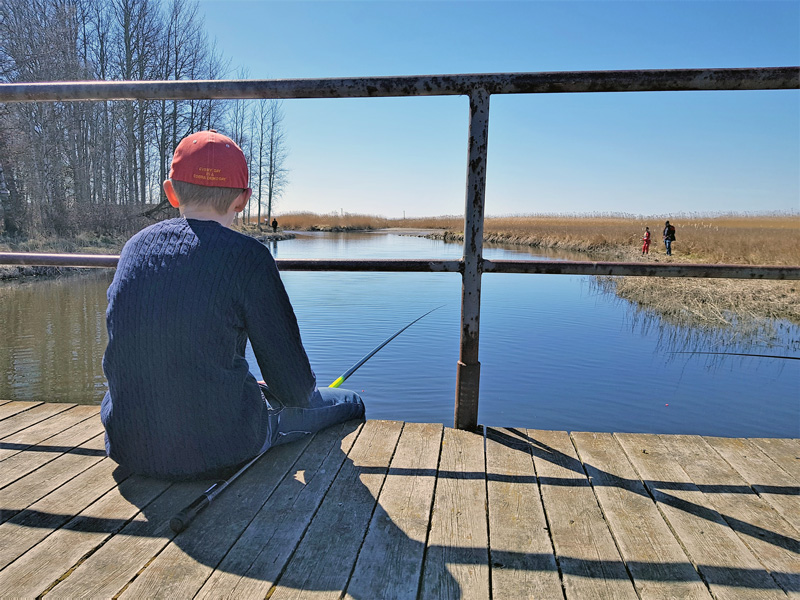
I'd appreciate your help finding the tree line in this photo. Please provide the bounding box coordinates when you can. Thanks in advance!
[0,0,287,238]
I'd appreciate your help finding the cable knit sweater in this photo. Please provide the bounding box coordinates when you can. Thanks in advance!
[101,218,316,479]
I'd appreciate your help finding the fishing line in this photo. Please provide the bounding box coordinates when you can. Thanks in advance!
[670,351,799,360]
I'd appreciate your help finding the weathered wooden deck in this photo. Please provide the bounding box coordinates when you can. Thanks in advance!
[0,400,797,599]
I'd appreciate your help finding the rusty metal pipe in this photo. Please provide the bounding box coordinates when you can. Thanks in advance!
[0,253,121,268]
[0,253,464,272]
[0,67,796,103]
[1,253,798,279]
[482,260,800,280]
[455,89,490,432]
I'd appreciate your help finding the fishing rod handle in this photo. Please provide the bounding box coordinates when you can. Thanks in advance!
[169,481,222,533]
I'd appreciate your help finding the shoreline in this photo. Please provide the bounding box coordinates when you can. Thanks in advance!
[3,228,797,333]
[425,230,800,332]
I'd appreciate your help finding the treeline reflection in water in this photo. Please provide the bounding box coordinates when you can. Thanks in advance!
[0,270,112,402]
[0,232,797,438]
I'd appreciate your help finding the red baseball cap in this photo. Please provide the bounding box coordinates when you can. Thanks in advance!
[169,130,249,189]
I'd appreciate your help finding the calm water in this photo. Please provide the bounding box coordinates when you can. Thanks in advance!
[1,231,797,438]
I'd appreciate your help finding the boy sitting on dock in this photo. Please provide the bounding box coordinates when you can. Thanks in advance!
[101,130,364,480]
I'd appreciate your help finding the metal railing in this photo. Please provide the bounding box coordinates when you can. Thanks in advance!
[1,67,799,430]
[2,253,798,279]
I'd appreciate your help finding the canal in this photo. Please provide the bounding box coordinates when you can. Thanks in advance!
[1,230,797,438]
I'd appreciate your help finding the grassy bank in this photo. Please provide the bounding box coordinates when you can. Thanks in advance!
[0,233,126,280]
[446,214,800,331]
[270,212,799,264]
[253,212,396,231]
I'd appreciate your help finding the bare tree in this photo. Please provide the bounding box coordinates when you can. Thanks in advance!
[146,0,220,217]
[253,100,267,228]
[0,0,88,233]
[263,100,288,227]
[111,0,161,205]
[0,0,255,236]
[249,100,288,230]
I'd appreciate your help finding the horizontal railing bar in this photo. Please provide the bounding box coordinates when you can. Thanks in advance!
[0,67,797,103]
[0,253,120,268]
[277,259,462,272]
[482,260,800,279]
[0,253,462,272]
[2,253,798,279]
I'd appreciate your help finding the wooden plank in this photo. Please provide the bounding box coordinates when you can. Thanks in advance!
[0,456,122,572]
[270,420,403,600]
[0,474,169,598]
[617,433,787,600]
[0,404,98,462]
[45,482,208,599]
[118,429,321,599]
[195,420,364,599]
[529,429,638,600]
[0,401,43,423]
[420,427,489,600]
[705,436,800,531]
[345,422,443,600]
[661,434,800,596]
[485,427,563,600]
[0,402,74,439]
[749,438,800,482]
[572,431,712,600]
[0,423,106,515]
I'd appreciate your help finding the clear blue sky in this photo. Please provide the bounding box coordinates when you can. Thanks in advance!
[197,0,799,218]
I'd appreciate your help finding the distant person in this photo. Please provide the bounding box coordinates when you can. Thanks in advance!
[271,218,278,233]
[101,130,364,480]
[641,227,651,255]
[663,220,676,256]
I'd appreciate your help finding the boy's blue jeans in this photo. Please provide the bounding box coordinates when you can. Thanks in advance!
[259,385,365,452]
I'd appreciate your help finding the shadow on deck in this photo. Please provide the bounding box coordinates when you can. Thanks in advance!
[0,400,797,599]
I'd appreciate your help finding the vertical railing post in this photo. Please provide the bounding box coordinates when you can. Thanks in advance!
[455,88,490,431]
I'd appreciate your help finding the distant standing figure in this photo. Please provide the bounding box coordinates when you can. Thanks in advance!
[271,218,278,233]
[641,227,651,255]
[663,220,676,256]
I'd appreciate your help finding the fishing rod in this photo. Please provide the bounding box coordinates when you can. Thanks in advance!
[329,305,445,387]
[169,305,444,534]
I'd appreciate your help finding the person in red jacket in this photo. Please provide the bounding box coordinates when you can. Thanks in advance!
[641,227,651,255]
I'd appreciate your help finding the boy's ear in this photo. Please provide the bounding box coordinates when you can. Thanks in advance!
[232,188,252,213]
[164,180,180,208]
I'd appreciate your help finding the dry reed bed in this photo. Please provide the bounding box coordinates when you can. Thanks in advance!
[258,212,395,231]
[273,213,799,265]
[598,277,799,332]
[450,215,800,265]
[459,215,800,330]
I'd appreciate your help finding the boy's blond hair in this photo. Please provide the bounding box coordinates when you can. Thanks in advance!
[171,180,245,215]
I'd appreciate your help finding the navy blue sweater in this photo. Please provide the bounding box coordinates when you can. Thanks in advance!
[101,218,316,479]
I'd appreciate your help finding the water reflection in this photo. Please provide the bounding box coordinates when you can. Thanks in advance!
[589,277,800,368]
[0,270,113,403]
